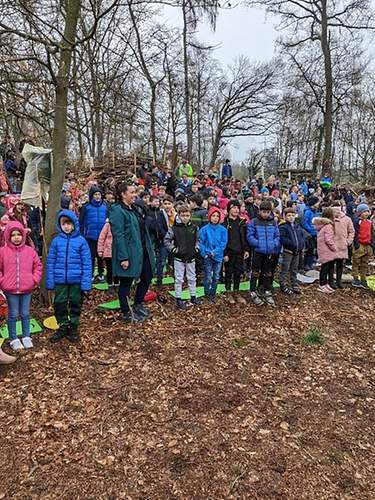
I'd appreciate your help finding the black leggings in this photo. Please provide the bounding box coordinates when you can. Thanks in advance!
[118,255,153,315]
[320,260,334,286]
[104,257,119,285]
[224,254,243,291]
[86,238,104,276]
[335,258,344,284]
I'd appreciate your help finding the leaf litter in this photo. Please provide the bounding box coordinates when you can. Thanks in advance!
[0,286,375,499]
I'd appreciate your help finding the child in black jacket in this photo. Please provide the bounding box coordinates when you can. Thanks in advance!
[164,205,200,310]
[146,196,168,286]
[223,200,249,304]
[279,208,307,294]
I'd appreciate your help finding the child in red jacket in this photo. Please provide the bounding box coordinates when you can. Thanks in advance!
[0,221,42,351]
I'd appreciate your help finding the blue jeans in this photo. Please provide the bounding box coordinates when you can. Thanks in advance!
[204,256,222,296]
[5,293,32,341]
[156,244,169,283]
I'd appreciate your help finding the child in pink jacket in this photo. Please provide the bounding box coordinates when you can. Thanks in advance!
[313,207,338,294]
[97,219,118,287]
[0,221,42,351]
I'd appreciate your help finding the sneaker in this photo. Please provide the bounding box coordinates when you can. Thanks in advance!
[133,303,151,318]
[97,275,106,283]
[250,292,264,306]
[263,290,276,307]
[360,280,370,289]
[326,284,336,292]
[22,337,33,349]
[281,287,294,295]
[123,311,145,323]
[190,296,201,306]
[329,282,338,290]
[9,339,24,351]
[318,285,333,294]
[176,298,187,311]
[227,294,236,305]
[206,295,216,303]
[352,280,362,288]
[50,326,69,343]
[336,281,344,289]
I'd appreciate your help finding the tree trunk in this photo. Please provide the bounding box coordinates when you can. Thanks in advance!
[313,124,324,174]
[196,72,202,169]
[44,0,81,252]
[182,0,192,162]
[210,129,221,168]
[150,85,157,165]
[320,0,333,176]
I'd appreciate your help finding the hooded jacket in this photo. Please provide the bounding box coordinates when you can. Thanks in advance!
[223,216,249,256]
[146,206,168,244]
[46,210,92,291]
[247,215,280,255]
[97,221,113,259]
[164,218,199,263]
[302,206,318,236]
[333,211,355,259]
[0,221,42,294]
[80,187,107,241]
[199,209,228,262]
[313,217,338,264]
[279,220,306,254]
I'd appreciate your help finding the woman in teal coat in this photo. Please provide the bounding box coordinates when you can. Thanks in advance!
[110,183,155,323]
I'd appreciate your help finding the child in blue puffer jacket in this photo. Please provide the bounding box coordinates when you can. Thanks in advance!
[199,207,228,302]
[247,200,280,306]
[46,210,92,343]
[80,186,107,282]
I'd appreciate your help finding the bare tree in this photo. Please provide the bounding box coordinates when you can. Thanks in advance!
[209,57,277,167]
[249,0,375,174]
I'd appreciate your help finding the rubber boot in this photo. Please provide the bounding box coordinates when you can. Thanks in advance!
[0,348,16,365]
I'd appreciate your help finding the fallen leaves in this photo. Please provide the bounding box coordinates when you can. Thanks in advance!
[0,286,375,498]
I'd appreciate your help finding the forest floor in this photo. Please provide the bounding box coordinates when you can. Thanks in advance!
[0,281,375,500]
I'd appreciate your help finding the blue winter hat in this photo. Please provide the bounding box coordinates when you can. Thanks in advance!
[356,203,370,215]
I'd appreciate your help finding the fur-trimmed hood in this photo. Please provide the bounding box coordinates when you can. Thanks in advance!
[312,217,334,231]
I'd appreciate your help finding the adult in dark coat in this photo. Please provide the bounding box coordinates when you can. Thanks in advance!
[109,183,156,323]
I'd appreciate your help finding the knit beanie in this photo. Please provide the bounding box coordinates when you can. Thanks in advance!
[308,195,319,207]
[227,199,241,213]
[208,206,221,222]
[357,203,370,215]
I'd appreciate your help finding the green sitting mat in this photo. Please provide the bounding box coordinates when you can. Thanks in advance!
[367,276,375,291]
[168,281,279,300]
[98,299,120,310]
[0,319,43,339]
[93,283,109,291]
[152,276,175,285]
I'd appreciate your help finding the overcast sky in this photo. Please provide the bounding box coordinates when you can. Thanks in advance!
[162,4,375,163]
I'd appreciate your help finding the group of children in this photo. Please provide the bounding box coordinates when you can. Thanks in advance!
[162,196,374,309]
[0,173,374,362]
